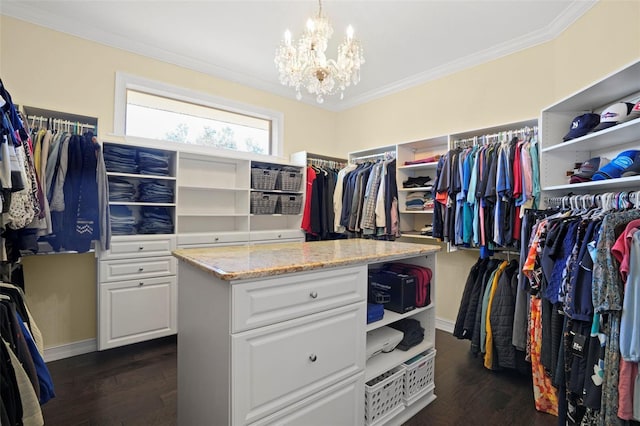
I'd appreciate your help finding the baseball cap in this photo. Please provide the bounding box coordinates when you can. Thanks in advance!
[620,100,640,123]
[592,102,635,132]
[621,151,640,177]
[562,113,600,141]
[570,157,607,184]
[592,150,640,180]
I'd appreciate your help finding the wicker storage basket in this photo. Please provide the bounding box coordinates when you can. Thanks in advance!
[251,168,279,190]
[276,170,303,191]
[277,194,303,215]
[250,192,278,214]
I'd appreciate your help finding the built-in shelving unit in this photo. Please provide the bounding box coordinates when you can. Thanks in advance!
[540,59,640,197]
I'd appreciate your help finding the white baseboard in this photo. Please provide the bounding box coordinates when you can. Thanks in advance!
[44,338,97,362]
[435,317,454,334]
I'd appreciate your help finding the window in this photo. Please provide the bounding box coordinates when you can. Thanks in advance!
[114,73,282,156]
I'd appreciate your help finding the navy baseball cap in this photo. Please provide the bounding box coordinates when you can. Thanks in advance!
[563,113,600,141]
[592,150,640,180]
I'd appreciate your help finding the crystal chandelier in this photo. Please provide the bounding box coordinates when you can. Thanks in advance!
[274,0,365,104]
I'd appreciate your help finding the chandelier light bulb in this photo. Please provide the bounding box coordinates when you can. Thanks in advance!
[274,0,364,103]
[346,25,354,41]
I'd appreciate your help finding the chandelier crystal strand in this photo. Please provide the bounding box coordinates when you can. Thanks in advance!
[275,0,364,103]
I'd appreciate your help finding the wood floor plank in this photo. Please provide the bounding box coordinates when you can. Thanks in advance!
[42,331,557,425]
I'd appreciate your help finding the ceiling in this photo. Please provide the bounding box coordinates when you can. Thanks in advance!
[2,1,596,111]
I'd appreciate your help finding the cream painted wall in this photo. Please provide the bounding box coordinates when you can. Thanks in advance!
[0,15,338,348]
[1,0,639,349]
[336,0,640,326]
[21,253,97,348]
[0,16,338,157]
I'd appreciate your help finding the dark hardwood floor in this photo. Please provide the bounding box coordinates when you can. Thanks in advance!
[41,330,557,425]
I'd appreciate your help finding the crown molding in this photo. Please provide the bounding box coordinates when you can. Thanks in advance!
[0,3,324,107]
[335,0,597,111]
[2,1,596,112]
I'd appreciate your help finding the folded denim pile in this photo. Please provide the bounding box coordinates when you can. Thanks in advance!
[138,181,174,203]
[108,177,136,202]
[138,206,173,234]
[138,150,170,176]
[405,191,434,211]
[104,145,138,174]
[110,205,136,235]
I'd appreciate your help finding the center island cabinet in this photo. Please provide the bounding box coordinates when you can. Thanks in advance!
[173,239,440,426]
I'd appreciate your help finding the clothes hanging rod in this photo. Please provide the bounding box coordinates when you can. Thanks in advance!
[306,152,347,163]
[350,151,396,162]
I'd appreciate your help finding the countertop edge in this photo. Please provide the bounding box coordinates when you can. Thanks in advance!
[173,243,440,281]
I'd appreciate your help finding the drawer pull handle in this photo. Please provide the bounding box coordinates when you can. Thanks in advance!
[214,237,219,242]
[139,282,144,286]
[309,354,317,362]
[277,234,282,238]
[309,291,318,299]
[138,246,144,250]
[138,267,144,272]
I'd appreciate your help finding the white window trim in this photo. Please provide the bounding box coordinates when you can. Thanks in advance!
[113,72,283,156]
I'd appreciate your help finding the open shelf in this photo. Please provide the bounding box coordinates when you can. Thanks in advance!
[366,305,433,333]
[107,171,176,181]
[365,339,435,381]
[543,175,640,193]
[541,118,640,153]
[397,161,439,170]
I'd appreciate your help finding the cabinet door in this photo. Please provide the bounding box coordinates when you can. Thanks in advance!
[98,276,177,350]
[232,302,366,425]
[248,373,365,426]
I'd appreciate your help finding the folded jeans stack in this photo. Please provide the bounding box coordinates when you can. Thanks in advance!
[138,181,174,203]
[138,150,170,176]
[108,177,136,202]
[104,145,138,174]
[110,205,136,235]
[138,206,173,234]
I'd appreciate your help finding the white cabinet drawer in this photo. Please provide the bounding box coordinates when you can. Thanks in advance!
[99,256,176,282]
[249,373,365,426]
[177,231,249,247]
[232,303,366,424]
[232,266,366,332]
[98,276,177,350]
[99,236,176,260]
[249,229,304,242]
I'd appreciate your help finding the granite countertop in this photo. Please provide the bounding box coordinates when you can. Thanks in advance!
[172,239,440,281]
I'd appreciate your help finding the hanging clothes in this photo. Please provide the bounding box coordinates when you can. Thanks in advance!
[0,282,54,426]
[0,81,110,256]
[433,128,540,257]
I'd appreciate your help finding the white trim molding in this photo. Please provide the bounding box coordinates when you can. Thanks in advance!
[435,317,455,334]
[44,338,97,363]
[337,1,598,110]
[113,72,284,157]
[2,1,596,112]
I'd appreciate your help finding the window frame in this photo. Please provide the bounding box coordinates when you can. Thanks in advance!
[113,72,283,156]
